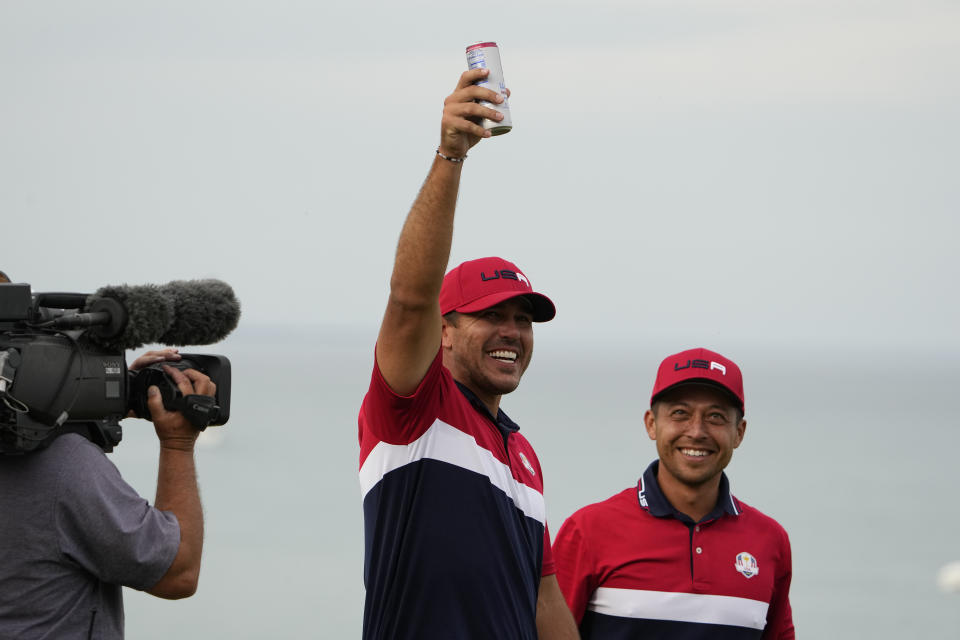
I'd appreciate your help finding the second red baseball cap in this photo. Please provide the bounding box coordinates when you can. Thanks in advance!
[650,347,744,411]
[439,257,556,322]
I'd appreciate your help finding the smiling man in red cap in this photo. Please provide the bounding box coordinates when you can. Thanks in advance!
[553,348,795,639]
[357,69,578,640]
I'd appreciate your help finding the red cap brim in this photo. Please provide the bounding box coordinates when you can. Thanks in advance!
[454,291,556,322]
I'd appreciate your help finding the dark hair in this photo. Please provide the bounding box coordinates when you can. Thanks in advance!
[442,311,460,327]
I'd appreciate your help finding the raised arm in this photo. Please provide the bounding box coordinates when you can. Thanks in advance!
[375,68,506,395]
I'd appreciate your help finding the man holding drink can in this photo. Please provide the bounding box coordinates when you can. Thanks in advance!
[357,63,579,639]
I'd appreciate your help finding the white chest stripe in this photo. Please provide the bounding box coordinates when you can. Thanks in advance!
[588,587,769,630]
[359,420,546,525]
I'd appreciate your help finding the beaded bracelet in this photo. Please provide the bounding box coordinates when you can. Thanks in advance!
[436,148,467,163]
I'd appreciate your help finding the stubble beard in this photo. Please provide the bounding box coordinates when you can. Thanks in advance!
[470,363,523,399]
[659,445,730,490]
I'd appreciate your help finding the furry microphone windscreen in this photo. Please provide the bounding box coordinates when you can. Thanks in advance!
[158,279,241,347]
[88,283,176,351]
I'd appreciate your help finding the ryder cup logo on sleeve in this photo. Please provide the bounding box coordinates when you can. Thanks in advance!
[735,552,759,578]
[518,452,536,477]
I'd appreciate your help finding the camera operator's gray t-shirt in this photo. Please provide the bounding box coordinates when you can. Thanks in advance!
[0,433,180,639]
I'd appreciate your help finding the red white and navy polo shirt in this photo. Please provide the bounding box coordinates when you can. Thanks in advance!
[553,461,794,639]
[358,349,553,640]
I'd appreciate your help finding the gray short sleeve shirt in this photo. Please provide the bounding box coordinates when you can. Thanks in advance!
[0,433,181,639]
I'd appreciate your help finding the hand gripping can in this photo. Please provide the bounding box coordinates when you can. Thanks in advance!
[466,42,512,136]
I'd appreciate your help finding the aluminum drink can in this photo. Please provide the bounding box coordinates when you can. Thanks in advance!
[465,41,512,136]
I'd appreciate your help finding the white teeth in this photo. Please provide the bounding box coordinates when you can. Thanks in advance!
[681,449,709,457]
[489,350,518,362]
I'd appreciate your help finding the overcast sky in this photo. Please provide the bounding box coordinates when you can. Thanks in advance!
[2,0,957,351]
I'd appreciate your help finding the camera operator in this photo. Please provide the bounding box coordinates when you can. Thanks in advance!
[0,347,214,639]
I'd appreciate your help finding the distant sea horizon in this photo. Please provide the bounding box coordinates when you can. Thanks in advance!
[110,325,959,638]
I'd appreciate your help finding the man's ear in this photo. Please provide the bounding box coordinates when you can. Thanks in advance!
[734,419,746,449]
[644,409,657,441]
[441,317,454,349]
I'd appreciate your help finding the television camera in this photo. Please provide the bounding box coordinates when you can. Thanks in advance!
[0,280,238,454]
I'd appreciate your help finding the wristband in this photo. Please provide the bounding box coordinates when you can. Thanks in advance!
[436,148,467,163]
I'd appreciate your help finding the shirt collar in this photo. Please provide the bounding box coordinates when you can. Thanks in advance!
[455,381,520,436]
[637,460,740,523]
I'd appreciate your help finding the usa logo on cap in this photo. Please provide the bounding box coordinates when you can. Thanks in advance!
[734,552,759,578]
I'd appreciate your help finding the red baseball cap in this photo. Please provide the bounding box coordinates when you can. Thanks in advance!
[439,257,556,322]
[650,347,744,412]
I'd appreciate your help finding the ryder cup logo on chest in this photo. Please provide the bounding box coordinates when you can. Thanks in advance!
[734,552,759,579]
[518,452,536,477]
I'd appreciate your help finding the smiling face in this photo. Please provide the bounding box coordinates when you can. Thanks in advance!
[441,297,534,414]
[645,383,746,495]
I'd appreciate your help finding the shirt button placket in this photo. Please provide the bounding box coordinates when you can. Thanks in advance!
[691,525,705,590]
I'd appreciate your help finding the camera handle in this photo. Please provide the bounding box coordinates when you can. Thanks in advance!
[169,394,220,431]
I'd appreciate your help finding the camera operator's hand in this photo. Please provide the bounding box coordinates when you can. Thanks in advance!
[126,348,184,419]
[148,365,216,452]
[129,347,182,371]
